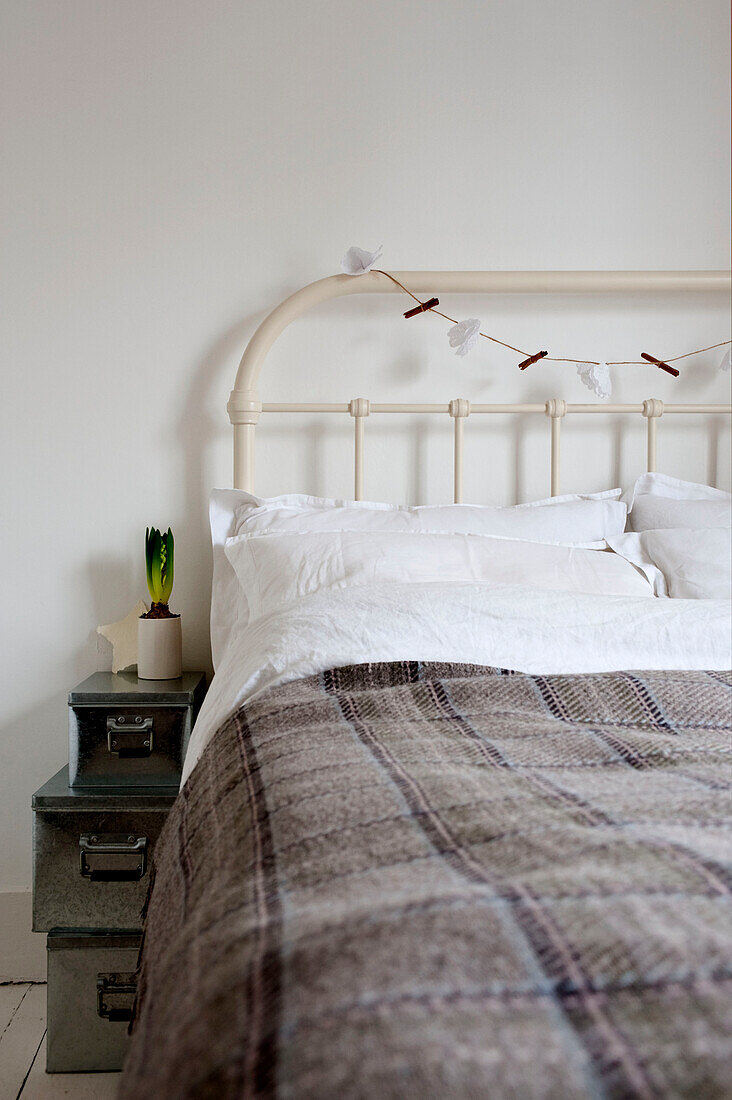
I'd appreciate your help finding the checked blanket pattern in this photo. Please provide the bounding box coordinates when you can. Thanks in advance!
[119,663,732,1099]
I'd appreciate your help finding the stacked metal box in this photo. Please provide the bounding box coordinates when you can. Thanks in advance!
[32,670,205,1072]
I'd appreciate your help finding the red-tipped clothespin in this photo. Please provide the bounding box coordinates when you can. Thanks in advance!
[403,297,439,319]
[640,352,680,378]
[518,350,548,370]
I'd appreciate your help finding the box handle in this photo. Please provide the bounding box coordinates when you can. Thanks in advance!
[97,973,136,1021]
[79,834,147,881]
[107,715,154,757]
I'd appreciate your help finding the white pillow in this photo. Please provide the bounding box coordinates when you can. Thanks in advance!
[628,473,731,532]
[225,529,652,623]
[209,489,252,670]
[607,528,732,599]
[212,486,627,664]
[233,489,627,545]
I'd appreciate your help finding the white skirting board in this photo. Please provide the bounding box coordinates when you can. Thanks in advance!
[0,890,46,982]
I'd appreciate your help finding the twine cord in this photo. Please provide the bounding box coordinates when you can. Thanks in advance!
[373,270,731,368]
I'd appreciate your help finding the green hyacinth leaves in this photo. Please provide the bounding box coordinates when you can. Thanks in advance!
[145,527,174,607]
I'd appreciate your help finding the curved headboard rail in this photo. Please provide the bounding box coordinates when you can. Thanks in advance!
[228,269,731,492]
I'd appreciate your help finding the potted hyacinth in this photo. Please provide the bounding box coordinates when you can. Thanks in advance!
[138,527,182,680]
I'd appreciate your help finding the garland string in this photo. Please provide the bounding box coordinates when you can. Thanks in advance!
[374,270,731,368]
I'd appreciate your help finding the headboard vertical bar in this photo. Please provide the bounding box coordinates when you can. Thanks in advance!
[546,400,567,496]
[228,389,262,491]
[350,398,370,501]
[354,417,364,500]
[550,418,561,495]
[449,399,469,505]
[643,399,664,473]
[453,418,464,504]
[647,417,657,472]
[233,423,256,492]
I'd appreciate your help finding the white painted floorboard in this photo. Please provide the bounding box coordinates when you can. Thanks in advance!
[18,1035,120,1100]
[0,984,120,1100]
[0,985,30,1041]
[0,984,44,1100]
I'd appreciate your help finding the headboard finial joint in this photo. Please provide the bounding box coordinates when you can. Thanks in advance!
[349,398,371,418]
[545,399,567,419]
[449,398,470,419]
[642,398,664,419]
[227,388,262,426]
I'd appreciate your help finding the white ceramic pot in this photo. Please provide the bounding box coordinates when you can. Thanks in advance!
[137,615,182,680]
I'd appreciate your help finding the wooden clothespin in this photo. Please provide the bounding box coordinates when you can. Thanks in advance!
[518,350,548,370]
[404,297,439,318]
[640,352,679,377]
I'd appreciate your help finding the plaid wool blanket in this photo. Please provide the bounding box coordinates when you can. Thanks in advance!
[119,663,732,1099]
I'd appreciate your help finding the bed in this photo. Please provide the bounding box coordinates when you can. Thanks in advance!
[119,270,732,1099]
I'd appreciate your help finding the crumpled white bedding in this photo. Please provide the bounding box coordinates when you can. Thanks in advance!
[181,581,732,785]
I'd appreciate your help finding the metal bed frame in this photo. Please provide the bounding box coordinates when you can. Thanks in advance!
[228,270,731,500]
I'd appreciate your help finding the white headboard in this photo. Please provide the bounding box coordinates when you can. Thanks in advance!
[228,270,731,500]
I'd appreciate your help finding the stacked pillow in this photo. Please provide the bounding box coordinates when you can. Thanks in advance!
[231,490,627,544]
[608,474,731,598]
[226,527,652,625]
[627,472,731,532]
[209,475,730,671]
[210,488,631,667]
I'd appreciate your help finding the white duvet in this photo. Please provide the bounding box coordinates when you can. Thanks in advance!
[182,581,732,785]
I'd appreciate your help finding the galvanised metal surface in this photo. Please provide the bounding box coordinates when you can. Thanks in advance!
[33,767,176,931]
[68,671,206,788]
[46,929,141,1073]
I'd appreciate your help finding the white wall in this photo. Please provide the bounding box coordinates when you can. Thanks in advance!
[0,0,729,959]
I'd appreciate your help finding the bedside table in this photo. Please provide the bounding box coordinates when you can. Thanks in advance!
[32,670,206,1073]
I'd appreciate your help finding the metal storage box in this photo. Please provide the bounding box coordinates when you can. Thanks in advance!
[46,929,141,1072]
[33,767,176,931]
[68,670,206,788]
